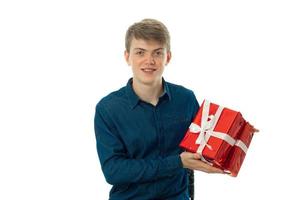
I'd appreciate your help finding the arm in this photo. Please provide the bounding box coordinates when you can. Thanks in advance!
[94,105,183,185]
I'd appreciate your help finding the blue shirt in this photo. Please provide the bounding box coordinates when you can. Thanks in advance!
[94,78,199,200]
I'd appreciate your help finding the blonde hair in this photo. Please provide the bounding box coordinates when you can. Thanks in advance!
[125,19,170,52]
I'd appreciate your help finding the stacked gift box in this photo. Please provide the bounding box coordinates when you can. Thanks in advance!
[179,100,256,177]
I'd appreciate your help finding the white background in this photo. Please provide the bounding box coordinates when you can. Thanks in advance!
[1,0,299,199]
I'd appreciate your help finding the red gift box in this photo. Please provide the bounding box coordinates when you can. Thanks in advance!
[179,100,255,176]
[223,122,255,176]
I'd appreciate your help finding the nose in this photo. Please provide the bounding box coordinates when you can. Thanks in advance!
[145,54,155,65]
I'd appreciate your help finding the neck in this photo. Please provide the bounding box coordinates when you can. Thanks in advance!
[132,78,164,106]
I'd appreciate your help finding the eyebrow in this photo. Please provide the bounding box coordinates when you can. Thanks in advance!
[133,48,164,52]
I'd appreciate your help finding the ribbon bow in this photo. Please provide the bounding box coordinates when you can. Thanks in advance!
[188,100,224,155]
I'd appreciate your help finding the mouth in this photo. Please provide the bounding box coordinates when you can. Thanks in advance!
[141,68,157,72]
[142,68,156,72]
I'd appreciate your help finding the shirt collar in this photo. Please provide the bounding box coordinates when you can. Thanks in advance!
[126,77,171,109]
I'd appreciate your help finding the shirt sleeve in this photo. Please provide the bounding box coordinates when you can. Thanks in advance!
[94,103,183,185]
[190,91,200,119]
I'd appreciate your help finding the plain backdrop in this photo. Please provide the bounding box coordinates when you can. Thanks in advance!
[1,0,299,199]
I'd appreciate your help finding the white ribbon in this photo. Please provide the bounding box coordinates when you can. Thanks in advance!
[235,140,248,153]
[188,100,248,162]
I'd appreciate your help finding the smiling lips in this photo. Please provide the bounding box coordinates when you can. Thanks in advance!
[141,68,157,73]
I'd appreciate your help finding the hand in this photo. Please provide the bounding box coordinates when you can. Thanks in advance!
[249,123,259,133]
[180,152,224,174]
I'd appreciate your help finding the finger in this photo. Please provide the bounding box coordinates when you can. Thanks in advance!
[253,128,259,132]
[205,165,224,174]
[209,167,224,173]
[195,160,219,173]
[211,169,224,174]
[214,168,224,173]
[193,153,201,159]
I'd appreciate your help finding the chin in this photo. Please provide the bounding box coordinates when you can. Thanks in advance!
[136,76,161,85]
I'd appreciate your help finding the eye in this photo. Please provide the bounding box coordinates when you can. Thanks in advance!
[154,51,163,57]
[136,51,144,56]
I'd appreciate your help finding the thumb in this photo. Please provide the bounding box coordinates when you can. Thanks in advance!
[193,153,201,159]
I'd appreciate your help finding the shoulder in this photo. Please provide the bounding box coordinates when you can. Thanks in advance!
[96,86,127,111]
[165,81,199,120]
[166,81,196,99]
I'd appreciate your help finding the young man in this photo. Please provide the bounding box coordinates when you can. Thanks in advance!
[94,19,223,200]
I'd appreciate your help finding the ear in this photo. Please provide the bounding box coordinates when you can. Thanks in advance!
[165,51,172,65]
[124,50,130,66]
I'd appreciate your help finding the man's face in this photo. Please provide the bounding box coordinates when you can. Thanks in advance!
[124,38,171,86]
